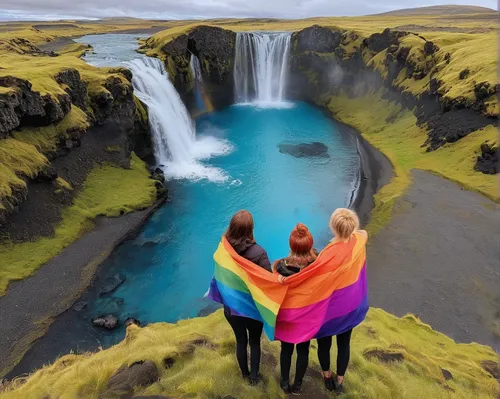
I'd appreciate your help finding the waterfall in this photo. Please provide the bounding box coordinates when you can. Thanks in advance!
[189,54,213,115]
[234,32,292,106]
[127,57,231,182]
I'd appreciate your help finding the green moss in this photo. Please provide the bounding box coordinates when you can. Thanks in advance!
[54,177,73,191]
[13,106,89,153]
[133,95,148,125]
[1,308,497,398]
[105,145,121,153]
[0,138,48,199]
[0,153,156,295]
[320,91,498,234]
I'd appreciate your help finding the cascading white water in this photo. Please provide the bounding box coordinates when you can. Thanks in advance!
[190,54,203,85]
[234,32,292,106]
[127,57,231,182]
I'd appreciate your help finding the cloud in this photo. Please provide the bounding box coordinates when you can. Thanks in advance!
[0,0,496,20]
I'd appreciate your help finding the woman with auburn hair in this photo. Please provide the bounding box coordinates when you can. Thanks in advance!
[223,210,271,385]
[274,223,318,395]
[317,208,367,394]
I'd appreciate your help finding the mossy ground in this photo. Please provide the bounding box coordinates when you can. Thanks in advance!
[12,106,90,153]
[1,309,498,399]
[0,153,156,295]
[319,91,498,235]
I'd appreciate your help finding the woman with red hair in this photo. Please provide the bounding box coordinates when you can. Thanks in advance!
[273,223,318,395]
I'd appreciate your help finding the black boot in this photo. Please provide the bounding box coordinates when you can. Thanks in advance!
[323,375,335,391]
[280,379,291,394]
[291,381,302,395]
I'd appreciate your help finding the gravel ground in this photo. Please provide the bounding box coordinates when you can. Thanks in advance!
[368,170,500,351]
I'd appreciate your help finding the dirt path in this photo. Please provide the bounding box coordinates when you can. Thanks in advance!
[0,201,166,377]
[368,170,500,350]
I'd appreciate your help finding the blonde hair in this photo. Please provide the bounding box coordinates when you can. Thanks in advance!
[329,208,359,241]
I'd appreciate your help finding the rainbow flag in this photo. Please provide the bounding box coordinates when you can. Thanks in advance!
[207,238,288,339]
[208,232,368,343]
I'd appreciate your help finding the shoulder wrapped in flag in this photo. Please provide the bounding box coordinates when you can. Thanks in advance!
[208,232,368,343]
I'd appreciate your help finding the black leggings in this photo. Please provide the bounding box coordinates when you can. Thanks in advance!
[317,329,353,377]
[280,341,311,384]
[224,312,263,379]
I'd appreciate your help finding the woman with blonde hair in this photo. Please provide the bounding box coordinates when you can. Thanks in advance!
[274,223,318,395]
[318,208,367,394]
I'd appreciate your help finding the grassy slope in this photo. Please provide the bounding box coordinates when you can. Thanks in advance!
[319,91,498,234]
[1,309,498,399]
[0,153,156,295]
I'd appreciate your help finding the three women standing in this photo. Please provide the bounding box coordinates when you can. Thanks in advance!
[220,208,367,394]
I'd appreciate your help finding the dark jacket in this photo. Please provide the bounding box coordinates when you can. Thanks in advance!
[275,251,318,277]
[224,239,271,316]
[231,239,272,272]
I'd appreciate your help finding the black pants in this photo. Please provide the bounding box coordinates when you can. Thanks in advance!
[280,340,311,385]
[317,329,353,377]
[224,312,263,379]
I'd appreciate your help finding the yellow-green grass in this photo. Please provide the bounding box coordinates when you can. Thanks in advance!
[1,308,497,399]
[12,106,89,153]
[320,91,498,234]
[0,138,48,199]
[0,153,156,295]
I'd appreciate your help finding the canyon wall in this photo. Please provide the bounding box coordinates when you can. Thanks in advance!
[0,58,153,239]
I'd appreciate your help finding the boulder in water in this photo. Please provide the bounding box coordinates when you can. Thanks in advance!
[278,142,329,158]
[99,273,126,296]
[92,314,119,330]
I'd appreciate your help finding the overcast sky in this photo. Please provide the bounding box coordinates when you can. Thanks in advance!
[0,0,496,21]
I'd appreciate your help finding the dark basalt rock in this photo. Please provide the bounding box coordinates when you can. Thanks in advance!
[279,142,329,158]
[159,26,236,110]
[364,349,404,363]
[35,166,58,182]
[99,273,126,296]
[423,41,439,56]
[125,317,141,328]
[474,81,495,102]
[475,143,498,175]
[441,368,453,381]
[92,314,119,330]
[459,68,470,80]
[292,25,342,53]
[0,76,46,135]
[109,67,133,82]
[55,68,89,110]
[363,28,409,53]
[106,360,160,397]
[151,167,165,184]
[481,360,500,379]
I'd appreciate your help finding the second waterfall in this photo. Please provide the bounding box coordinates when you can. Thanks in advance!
[234,32,291,105]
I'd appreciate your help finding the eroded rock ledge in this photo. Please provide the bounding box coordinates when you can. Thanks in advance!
[0,45,153,235]
[288,25,497,152]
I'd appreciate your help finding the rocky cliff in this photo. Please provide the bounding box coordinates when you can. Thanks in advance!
[0,47,153,237]
[288,25,497,156]
[143,25,236,111]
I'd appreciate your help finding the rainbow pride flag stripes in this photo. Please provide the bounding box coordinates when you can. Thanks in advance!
[208,233,368,343]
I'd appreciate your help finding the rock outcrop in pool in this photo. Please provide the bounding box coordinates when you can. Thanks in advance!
[278,142,329,158]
